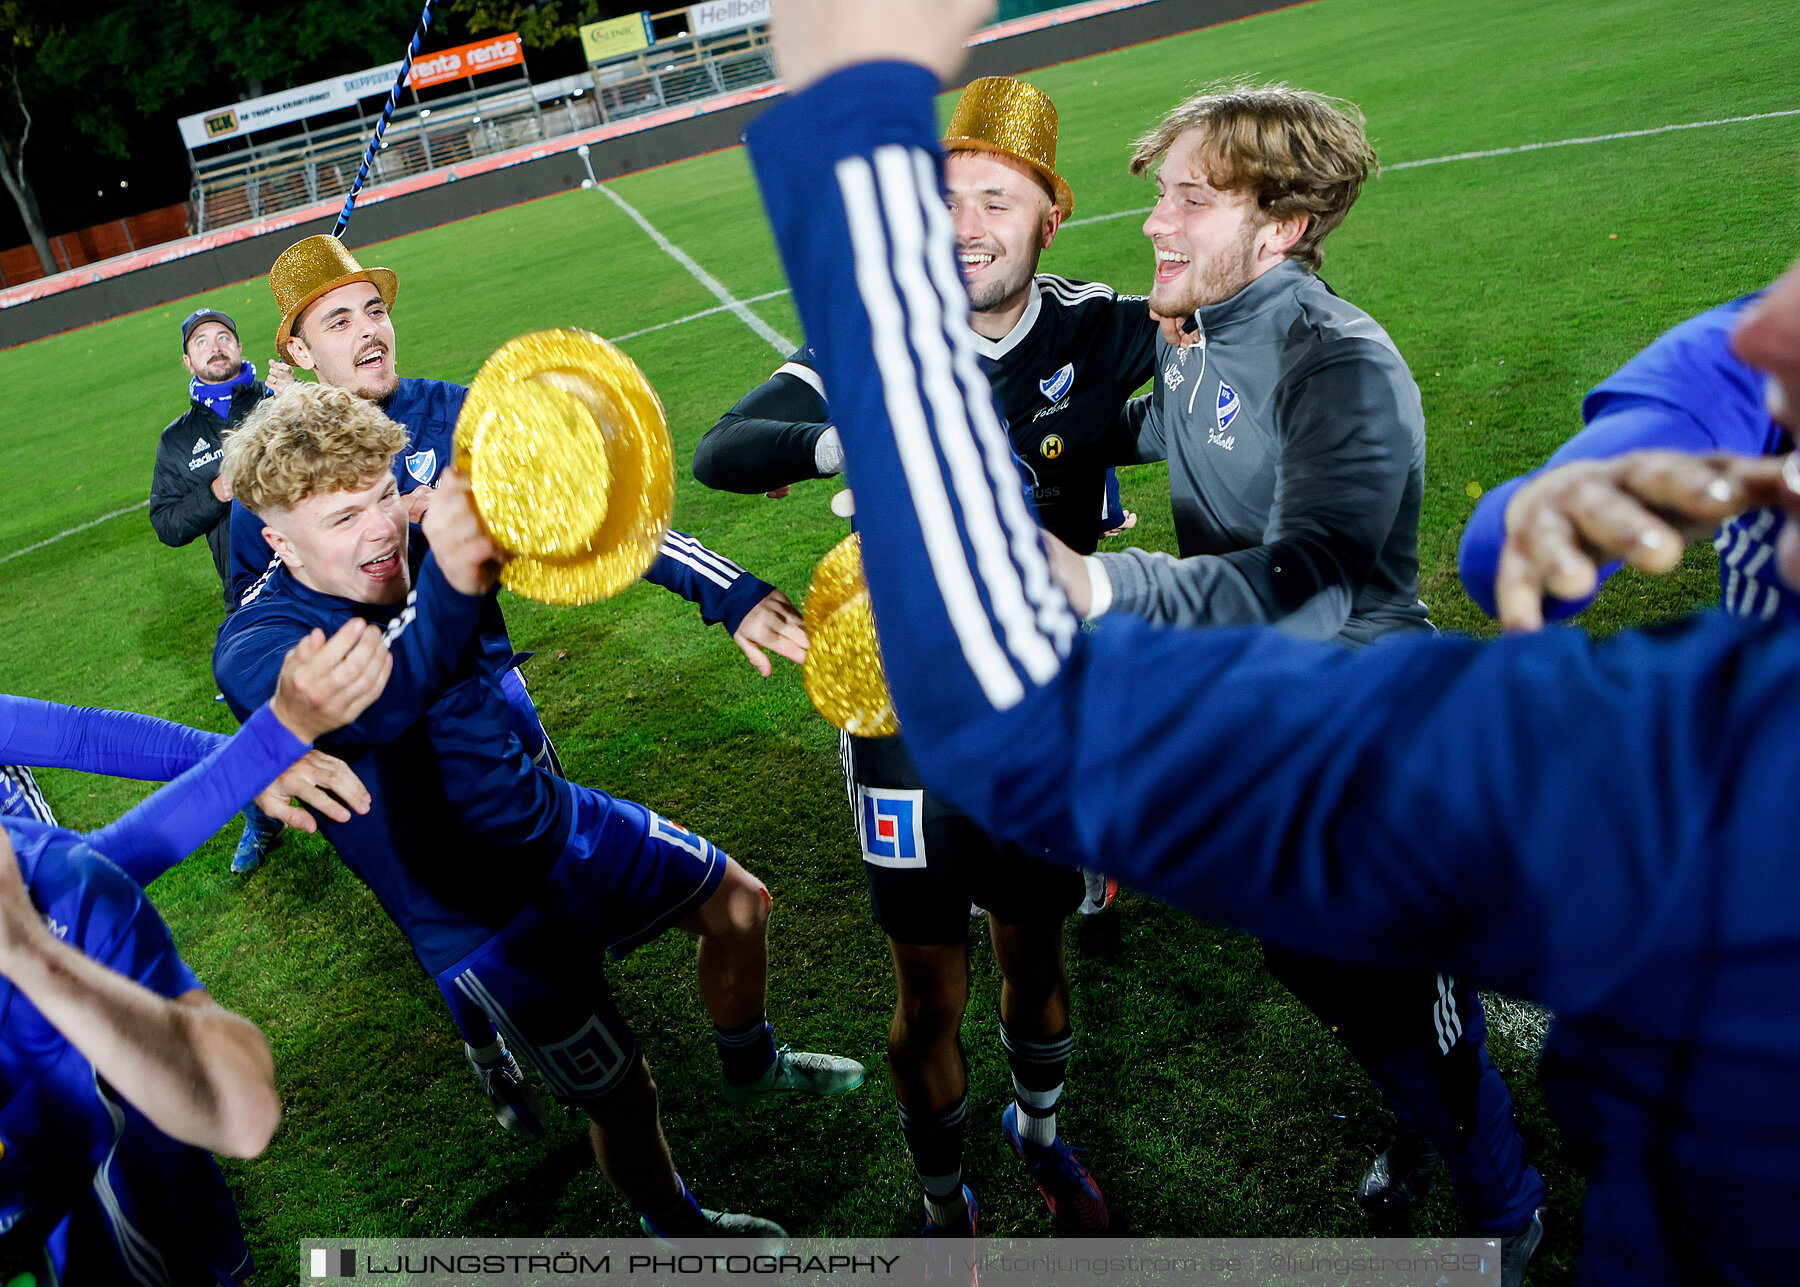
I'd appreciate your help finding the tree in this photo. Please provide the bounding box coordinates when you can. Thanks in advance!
[1,1,63,275]
[0,0,434,272]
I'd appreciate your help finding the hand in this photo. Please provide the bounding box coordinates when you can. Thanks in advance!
[1496,450,1787,631]
[1100,510,1138,538]
[1150,309,1198,349]
[255,750,372,832]
[265,361,295,394]
[769,0,995,93]
[1040,529,1094,617]
[732,589,810,677]
[421,470,507,597]
[1731,255,1800,432]
[270,618,393,742]
[210,472,233,502]
[404,485,436,524]
[0,828,50,976]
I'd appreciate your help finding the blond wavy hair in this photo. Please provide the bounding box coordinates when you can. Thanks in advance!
[223,383,407,515]
[1131,81,1377,272]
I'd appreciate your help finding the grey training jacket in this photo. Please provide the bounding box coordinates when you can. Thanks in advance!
[1096,259,1431,647]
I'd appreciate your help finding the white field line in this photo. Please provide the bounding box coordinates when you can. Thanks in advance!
[594,183,795,355]
[8,107,1793,567]
[608,289,791,344]
[1062,107,1800,228]
[0,499,148,567]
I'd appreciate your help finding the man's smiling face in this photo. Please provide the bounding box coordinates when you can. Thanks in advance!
[286,282,400,401]
[263,473,411,605]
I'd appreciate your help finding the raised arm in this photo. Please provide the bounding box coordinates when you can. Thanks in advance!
[643,531,806,675]
[747,4,1800,1013]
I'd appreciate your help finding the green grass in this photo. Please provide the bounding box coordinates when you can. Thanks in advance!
[2,0,1798,1279]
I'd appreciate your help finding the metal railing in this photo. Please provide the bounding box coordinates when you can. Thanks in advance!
[587,25,776,124]
[187,74,582,232]
[185,22,783,231]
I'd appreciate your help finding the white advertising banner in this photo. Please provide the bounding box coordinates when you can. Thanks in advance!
[687,0,771,38]
[178,62,405,149]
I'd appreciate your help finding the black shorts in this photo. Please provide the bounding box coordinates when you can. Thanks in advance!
[840,731,1083,945]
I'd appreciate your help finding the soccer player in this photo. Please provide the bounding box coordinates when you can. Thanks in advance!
[694,75,1151,1238]
[745,2,1800,1279]
[1459,290,1792,629]
[2,618,389,1285]
[213,384,864,1242]
[233,236,811,1135]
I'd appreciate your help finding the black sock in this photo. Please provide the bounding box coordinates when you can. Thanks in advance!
[715,1013,776,1086]
[898,1094,968,1207]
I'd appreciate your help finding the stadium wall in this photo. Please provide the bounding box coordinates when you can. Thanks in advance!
[0,0,1295,349]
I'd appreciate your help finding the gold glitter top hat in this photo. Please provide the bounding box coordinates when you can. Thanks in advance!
[943,76,1073,219]
[803,533,898,738]
[270,235,398,356]
[454,329,673,605]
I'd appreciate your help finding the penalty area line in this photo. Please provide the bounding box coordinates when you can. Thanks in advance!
[608,290,791,345]
[594,184,795,356]
[0,499,149,567]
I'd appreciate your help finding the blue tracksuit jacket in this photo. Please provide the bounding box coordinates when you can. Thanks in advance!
[1,701,304,1283]
[745,60,1800,1285]
[214,529,769,974]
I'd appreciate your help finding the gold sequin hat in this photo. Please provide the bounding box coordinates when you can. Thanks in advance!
[803,533,898,738]
[269,235,398,356]
[454,329,673,605]
[943,76,1074,219]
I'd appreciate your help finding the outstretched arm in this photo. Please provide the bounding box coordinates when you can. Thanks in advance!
[749,0,1800,1014]
[693,356,842,495]
[96,619,389,884]
[1459,300,1782,628]
[0,694,224,783]
[0,826,279,1157]
[643,531,807,674]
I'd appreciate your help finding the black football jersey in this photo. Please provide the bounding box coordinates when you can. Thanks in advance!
[694,274,1157,554]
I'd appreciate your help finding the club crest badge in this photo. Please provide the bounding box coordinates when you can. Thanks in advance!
[404,448,438,485]
[1038,362,1074,402]
[1216,381,1240,432]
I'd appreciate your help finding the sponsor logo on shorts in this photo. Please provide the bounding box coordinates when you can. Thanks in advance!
[856,786,926,869]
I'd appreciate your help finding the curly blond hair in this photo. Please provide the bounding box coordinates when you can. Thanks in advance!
[223,383,407,515]
[1131,81,1377,273]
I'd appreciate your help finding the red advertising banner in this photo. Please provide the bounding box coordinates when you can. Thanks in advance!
[409,34,526,89]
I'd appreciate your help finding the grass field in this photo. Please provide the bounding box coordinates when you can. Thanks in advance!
[3,0,1799,1280]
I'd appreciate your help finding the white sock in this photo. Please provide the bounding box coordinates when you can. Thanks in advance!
[1018,1105,1058,1147]
[923,1187,967,1227]
[465,1039,504,1067]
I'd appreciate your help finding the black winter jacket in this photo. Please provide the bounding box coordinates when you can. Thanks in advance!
[149,383,269,599]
